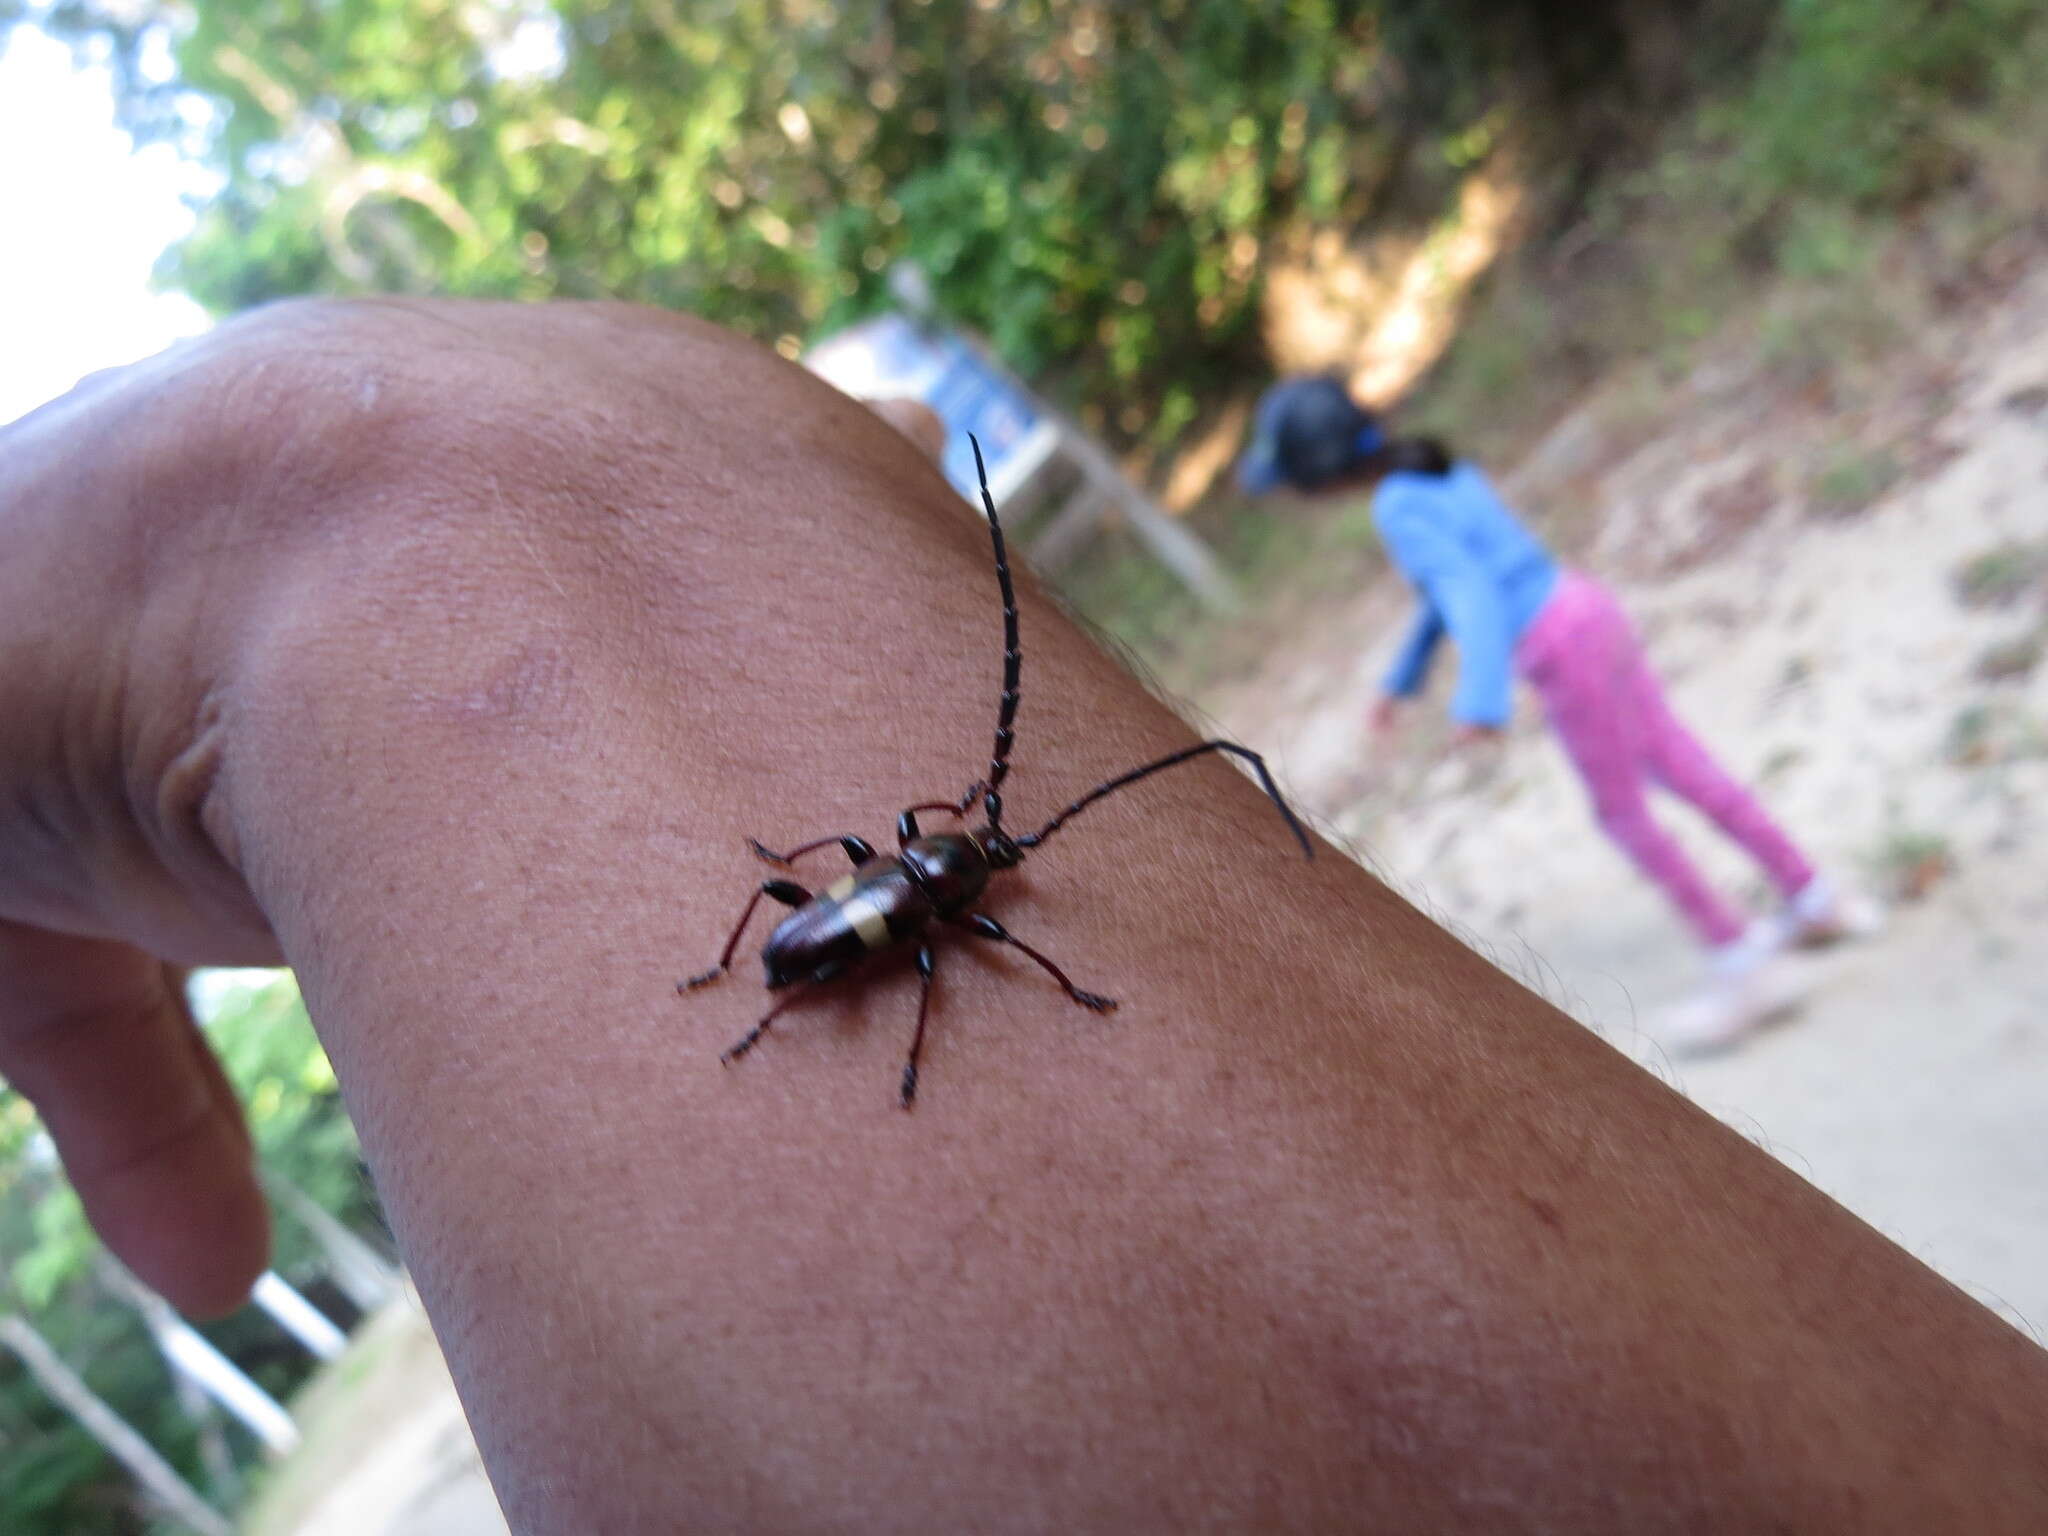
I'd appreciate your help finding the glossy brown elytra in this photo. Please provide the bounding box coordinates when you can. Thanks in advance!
[678,434,1313,1107]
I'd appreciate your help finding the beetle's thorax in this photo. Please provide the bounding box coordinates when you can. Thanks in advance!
[898,832,996,914]
[970,822,1023,871]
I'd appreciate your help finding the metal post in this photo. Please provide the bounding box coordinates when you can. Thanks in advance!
[266,1175,402,1313]
[1048,418,1241,613]
[252,1271,348,1361]
[103,1266,302,1456]
[148,1306,301,1455]
[888,260,1241,613]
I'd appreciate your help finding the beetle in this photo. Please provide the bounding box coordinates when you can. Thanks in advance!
[678,434,1313,1106]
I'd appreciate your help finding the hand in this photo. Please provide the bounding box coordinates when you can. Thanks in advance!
[1368,695,1406,735]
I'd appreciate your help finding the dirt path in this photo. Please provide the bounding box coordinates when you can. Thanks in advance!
[1198,250,2048,1338]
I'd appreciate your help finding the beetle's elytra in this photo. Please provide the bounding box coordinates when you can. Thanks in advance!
[678,434,1312,1106]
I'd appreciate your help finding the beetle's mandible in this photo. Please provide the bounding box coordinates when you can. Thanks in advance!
[677,433,1313,1106]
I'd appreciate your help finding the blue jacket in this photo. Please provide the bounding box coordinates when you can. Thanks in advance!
[1374,464,1560,727]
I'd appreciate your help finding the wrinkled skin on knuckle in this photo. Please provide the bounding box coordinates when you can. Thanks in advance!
[0,301,460,949]
[8,298,855,961]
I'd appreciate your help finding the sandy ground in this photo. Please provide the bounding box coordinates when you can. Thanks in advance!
[250,254,2048,1533]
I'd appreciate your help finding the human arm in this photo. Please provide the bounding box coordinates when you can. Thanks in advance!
[1379,598,1446,702]
[864,395,948,461]
[3,299,2046,1532]
[1375,488,1517,727]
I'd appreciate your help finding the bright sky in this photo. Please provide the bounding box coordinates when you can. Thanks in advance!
[0,26,215,427]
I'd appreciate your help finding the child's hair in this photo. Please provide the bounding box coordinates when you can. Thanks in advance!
[1371,436,1454,477]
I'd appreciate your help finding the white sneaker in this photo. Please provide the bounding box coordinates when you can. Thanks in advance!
[1770,876,1886,950]
[1663,943,1813,1056]
[1711,918,1785,976]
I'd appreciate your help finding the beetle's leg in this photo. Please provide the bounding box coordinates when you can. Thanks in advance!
[678,880,809,991]
[954,914,1118,1012]
[720,988,811,1066]
[898,797,973,823]
[750,834,876,867]
[900,941,938,1109]
[899,783,984,822]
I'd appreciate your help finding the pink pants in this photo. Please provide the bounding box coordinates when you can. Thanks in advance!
[1515,572,1814,948]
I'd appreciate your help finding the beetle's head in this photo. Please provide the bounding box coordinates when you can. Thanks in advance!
[971,822,1024,871]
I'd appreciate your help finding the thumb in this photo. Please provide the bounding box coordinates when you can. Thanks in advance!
[0,922,268,1316]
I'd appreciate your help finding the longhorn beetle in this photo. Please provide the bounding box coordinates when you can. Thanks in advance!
[678,433,1314,1106]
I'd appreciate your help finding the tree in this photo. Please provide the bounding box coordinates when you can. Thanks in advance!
[11,0,1594,443]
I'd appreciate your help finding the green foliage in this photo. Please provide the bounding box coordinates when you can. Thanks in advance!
[0,1304,178,1535]
[208,976,366,1247]
[1952,538,2048,608]
[1805,441,1899,520]
[12,0,1753,441]
[16,0,1419,429]
[1406,0,2047,489]
[12,1186,91,1310]
[1730,0,2041,207]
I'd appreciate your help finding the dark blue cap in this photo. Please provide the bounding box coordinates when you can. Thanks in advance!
[1237,376,1383,494]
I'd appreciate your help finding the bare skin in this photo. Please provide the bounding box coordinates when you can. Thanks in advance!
[2,298,2044,1532]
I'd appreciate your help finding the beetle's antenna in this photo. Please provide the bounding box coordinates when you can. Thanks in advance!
[1014,740,1315,860]
[968,433,1022,823]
